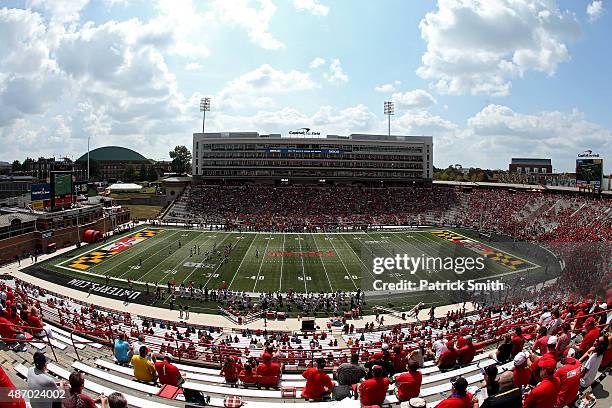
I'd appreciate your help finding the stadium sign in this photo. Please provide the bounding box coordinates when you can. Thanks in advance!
[578,150,600,158]
[288,127,321,136]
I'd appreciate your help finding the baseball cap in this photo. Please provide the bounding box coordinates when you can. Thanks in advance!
[539,355,556,370]
[381,343,389,350]
[600,303,608,309]
[547,336,557,345]
[463,335,472,343]
[514,352,528,366]
[403,398,426,408]
[261,353,272,361]
[563,348,576,359]
[585,317,596,326]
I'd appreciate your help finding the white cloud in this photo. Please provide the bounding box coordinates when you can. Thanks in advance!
[392,89,437,109]
[26,0,90,23]
[587,1,604,22]
[324,58,349,84]
[441,104,612,170]
[293,0,329,17]
[209,0,284,50]
[217,64,317,109]
[374,83,397,93]
[417,0,580,96]
[185,62,203,71]
[309,57,326,69]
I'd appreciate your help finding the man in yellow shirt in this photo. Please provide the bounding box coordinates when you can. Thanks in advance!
[131,345,158,383]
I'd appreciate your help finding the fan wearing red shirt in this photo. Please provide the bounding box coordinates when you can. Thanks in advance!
[0,366,26,408]
[579,318,600,354]
[301,359,333,401]
[358,365,389,406]
[457,336,475,365]
[511,327,525,357]
[554,349,581,408]
[257,353,281,387]
[436,377,474,408]
[523,356,560,408]
[531,327,549,355]
[391,345,408,372]
[154,355,184,386]
[438,342,458,370]
[220,357,241,385]
[239,363,257,386]
[512,352,532,388]
[394,360,422,401]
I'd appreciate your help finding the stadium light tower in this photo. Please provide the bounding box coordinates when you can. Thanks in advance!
[200,97,211,133]
[384,101,394,137]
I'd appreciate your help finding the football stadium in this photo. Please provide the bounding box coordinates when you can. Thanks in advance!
[0,1,611,408]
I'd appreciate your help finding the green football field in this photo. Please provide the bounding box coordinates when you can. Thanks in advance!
[46,226,539,294]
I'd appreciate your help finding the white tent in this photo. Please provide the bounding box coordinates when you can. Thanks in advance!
[107,183,143,192]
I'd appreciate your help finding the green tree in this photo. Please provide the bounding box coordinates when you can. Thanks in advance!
[169,145,192,175]
[147,165,158,182]
[11,160,21,172]
[123,165,136,181]
[139,163,148,181]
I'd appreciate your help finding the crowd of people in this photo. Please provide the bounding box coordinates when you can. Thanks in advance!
[166,185,459,231]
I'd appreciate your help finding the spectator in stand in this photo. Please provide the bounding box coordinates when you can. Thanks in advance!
[531,327,549,356]
[512,352,532,389]
[579,318,600,356]
[436,377,474,408]
[546,309,562,335]
[478,371,521,408]
[27,351,61,408]
[409,342,426,368]
[492,335,513,363]
[482,365,500,397]
[335,353,366,386]
[154,355,184,386]
[130,334,147,360]
[431,335,448,360]
[220,357,240,386]
[391,345,408,373]
[62,370,98,408]
[238,363,257,386]
[457,335,475,365]
[27,307,44,338]
[0,366,26,408]
[394,360,422,402]
[580,335,608,389]
[257,353,281,387]
[0,313,27,351]
[132,345,158,383]
[104,393,128,408]
[522,355,560,408]
[511,327,525,357]
[554,348,581,408]
[113,333,130,365]
[301,358,333,401]
[555,323,572,356]
[539,306,552,328]
[438,342,458,370]
[358,365,389,406]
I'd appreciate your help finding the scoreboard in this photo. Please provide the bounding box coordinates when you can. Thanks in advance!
[576,158,603,193]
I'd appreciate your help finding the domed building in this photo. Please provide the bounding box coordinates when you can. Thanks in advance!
[76,146,154,181]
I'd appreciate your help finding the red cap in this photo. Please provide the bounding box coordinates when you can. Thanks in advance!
[585,317,596,326]
[262,353,272,361]
[539,355,556,370]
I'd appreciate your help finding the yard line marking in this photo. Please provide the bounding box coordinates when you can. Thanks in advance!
[311,233,334,292]
[326,233,358,290]
[279,234,286,292]
[149,231,203,284]
[253,233,272,292]
[228,233,259,289]
[182,233,229,286]
[297,233,307,293]
[201,233,235,288]
[116,230,182,279]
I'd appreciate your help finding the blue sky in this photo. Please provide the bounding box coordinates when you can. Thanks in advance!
[0,0,610,172]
